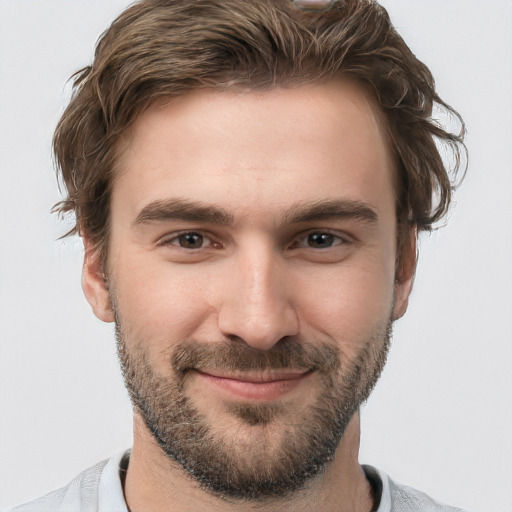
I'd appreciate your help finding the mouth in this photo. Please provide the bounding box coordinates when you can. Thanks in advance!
[194,369,313,401]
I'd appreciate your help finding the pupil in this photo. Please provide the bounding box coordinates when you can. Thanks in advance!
[309,233,333,248]
[179,233,203,248]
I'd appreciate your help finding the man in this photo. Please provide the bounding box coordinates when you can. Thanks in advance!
[9,0,468,510]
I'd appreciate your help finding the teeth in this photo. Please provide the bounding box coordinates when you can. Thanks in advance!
[291,0,337,12]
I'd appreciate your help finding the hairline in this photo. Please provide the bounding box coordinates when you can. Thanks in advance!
[98,76,404,271]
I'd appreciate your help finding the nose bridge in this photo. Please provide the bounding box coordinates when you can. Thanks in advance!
[244,250,280,315]
[217,241,299,350]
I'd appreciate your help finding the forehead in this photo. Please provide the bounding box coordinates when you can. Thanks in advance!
[113,80,395,223]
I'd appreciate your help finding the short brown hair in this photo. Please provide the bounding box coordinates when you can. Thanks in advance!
[53,0,466,265]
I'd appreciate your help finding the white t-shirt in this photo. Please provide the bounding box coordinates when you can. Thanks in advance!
[8,450,467,512]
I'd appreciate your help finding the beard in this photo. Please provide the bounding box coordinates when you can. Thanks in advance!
[114,307,392,502]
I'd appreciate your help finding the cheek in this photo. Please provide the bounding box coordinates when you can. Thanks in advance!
[110,253,214,347]
[294,260,395,350]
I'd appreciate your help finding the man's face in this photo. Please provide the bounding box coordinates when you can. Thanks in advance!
[84,80,413,499]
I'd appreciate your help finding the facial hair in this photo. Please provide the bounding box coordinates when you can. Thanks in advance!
[114,308,392,502]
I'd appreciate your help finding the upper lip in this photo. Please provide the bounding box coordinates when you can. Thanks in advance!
[196,369,311,383]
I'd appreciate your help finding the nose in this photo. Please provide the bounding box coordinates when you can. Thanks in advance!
[217,247,299,351]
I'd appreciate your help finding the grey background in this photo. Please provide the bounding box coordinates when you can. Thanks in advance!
[1,1,511,510]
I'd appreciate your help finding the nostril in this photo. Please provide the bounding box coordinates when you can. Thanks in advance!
[218,303,299,352]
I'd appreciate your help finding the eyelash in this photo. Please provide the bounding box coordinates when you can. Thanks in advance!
[158,230,350,251]
[158,231,217,250]
[290,231,349,250]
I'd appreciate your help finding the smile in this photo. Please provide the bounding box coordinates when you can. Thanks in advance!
[194,370,313,401]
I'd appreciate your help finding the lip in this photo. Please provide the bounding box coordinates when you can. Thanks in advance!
[194,369,312,401]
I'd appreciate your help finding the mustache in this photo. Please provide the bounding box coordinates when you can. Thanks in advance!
[171,339,340,375]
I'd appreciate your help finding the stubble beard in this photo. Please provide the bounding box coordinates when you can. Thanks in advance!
[114,309,393,502]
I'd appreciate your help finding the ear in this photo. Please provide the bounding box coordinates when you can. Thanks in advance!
[82,237,115,323]
[392,226,417,320]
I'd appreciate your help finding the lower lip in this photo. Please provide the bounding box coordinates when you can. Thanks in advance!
[196,371,311,401]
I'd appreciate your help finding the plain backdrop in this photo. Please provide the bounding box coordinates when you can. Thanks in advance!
[1,1,511,511]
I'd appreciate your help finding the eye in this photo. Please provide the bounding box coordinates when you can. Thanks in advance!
[176,232,205,249]
[159,231,214,250]
[292,231,346,249]
[306,232,340,249]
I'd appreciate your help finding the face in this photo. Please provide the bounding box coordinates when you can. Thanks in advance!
[83,80,414,500]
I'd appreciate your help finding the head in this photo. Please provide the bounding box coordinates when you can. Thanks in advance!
[54,0,465,268]
[53,0,466,502]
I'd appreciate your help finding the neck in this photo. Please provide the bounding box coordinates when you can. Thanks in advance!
[124,412,374,512]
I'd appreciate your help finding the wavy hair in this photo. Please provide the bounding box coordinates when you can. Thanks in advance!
[53,0,466,266]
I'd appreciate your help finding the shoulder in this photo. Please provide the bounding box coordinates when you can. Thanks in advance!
[388,477,468,512]
[8,459,107,512]
[8,459,109,512]
[364,465,468,512]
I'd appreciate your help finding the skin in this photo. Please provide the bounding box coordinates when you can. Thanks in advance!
[82,79,415,512]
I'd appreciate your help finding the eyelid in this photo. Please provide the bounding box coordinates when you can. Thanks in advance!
[305,229,351,243]
[157,230,215,249]
[155,228,354,251]
[290,229,353,249]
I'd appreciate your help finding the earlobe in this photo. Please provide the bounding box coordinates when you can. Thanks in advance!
[81,238,114,323]
[393,226,417,320]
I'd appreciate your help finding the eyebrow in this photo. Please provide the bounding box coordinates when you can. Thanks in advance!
[282,199,378,225]
[134,198,234,226]
[133,197,378,227]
